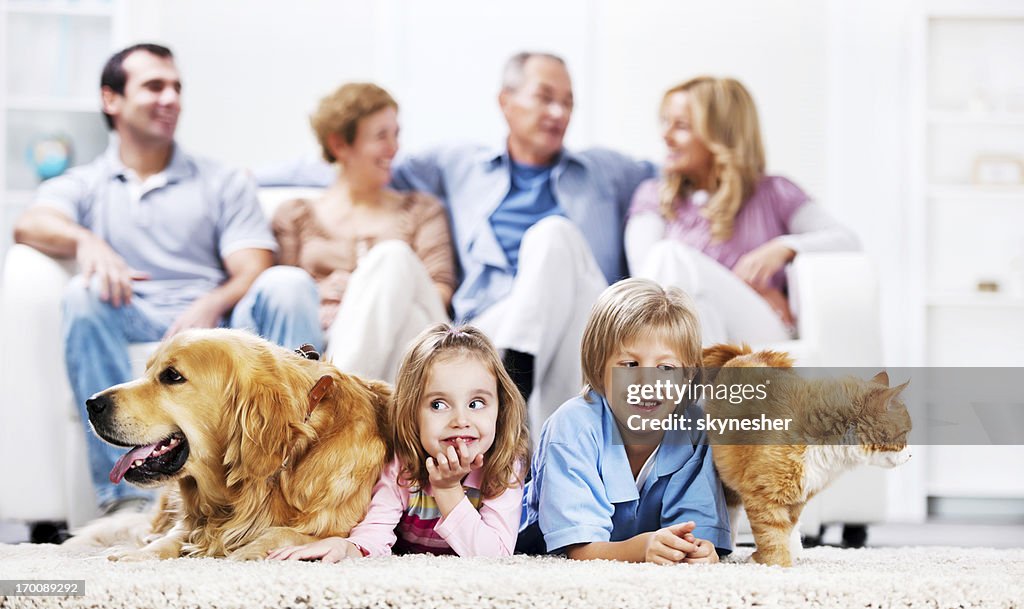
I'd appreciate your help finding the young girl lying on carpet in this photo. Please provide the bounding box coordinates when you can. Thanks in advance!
[517,278,731,564]
[268,323,530,561]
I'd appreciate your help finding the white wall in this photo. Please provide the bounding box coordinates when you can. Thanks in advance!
[596,0,830,198]
[128,1,834,195]
[824,0,916,367]
[125,0,378,167]
[823,0,924,521]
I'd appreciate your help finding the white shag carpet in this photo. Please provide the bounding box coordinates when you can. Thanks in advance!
[0,543,1022,609]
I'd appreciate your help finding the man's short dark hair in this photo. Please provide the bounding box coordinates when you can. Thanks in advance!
[100,43,174,130]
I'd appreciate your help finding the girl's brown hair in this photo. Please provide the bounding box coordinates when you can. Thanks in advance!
[659,76,766,242]
[390,323,530,499]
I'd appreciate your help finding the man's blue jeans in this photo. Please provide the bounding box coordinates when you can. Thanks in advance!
[62,266,321,507]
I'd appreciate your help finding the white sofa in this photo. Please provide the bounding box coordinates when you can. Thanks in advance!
[0,189,888,541]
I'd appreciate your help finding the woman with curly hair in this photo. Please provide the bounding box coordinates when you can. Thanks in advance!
[626,76,859,345]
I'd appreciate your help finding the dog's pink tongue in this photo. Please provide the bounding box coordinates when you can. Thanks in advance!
[109,442,160,484]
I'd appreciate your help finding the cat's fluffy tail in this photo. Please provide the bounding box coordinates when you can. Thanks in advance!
[702,343,753,369]
[702,344,795,375]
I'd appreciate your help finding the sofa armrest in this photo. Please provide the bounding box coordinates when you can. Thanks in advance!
[1,242,76,294]
[787,252,881,367]
[0,244,80,521]
[0,244,76,401]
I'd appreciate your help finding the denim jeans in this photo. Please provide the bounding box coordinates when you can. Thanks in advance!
[62,265,321,507]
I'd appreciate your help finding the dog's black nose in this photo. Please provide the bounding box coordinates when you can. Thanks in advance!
[86,394,112,416]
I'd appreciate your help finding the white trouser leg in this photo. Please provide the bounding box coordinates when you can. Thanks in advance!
[325,240,449,382]
[472,216,608,431]
[638,240,789,345]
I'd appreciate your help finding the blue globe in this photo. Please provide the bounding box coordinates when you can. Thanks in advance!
[26,135,73,181]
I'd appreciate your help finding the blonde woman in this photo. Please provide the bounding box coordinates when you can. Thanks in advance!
[273,83,455,381]
[625,77,859,345]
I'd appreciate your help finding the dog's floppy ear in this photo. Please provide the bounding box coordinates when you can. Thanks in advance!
[223,349,310,485]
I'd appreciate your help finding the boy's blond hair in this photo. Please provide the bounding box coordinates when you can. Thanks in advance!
[391,323,530,499]
[580,278,702,399]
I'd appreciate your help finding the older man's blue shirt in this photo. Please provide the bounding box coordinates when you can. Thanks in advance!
[391,144,655,321]
[489,160,564,271]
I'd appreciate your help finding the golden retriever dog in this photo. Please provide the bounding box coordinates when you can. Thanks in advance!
[82,328,389,560]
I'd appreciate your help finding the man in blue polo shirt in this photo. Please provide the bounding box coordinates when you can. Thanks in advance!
[13,43,321,514]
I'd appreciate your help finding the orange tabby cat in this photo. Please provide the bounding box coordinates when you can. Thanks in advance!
[703,344,912,567]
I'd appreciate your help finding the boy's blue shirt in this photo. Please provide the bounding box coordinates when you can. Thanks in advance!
[519,391,732,555]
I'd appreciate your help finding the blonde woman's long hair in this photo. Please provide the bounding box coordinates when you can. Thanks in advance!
[660,76,766,242]
[390,323,530,499]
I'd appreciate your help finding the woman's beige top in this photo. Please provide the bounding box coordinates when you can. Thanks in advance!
[272,191,456,330]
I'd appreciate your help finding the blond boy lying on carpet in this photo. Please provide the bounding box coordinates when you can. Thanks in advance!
[517,278,731,564]
[268,323,530,561]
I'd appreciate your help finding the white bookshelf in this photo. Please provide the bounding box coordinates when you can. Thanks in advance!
[912,2,1024,364]
[0,0,125,267]
[910,0,1024,507]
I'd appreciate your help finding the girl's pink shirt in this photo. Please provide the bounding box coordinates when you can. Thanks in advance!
[345,457,524,557]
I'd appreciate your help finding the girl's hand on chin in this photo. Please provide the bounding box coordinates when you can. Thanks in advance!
[426,440,484,490]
